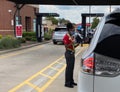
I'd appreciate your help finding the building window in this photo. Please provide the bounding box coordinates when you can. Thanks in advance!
[33,19,36,32]
[16,16,21,25]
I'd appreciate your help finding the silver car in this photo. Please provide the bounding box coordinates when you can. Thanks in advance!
[52,27,67,44]
[78,8,120,92]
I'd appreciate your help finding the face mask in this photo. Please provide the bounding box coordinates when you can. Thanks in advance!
[70,31,75,36]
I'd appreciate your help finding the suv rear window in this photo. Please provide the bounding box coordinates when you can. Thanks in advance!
[54,28,67,31]
[95,34,120,59]
[94,19,120,59]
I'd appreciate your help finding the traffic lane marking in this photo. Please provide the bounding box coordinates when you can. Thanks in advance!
[0,45,43,59]
[8,55,64,92]
[9,47,85,92]
[40,48,85,92]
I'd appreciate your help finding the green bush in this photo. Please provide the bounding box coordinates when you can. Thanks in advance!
[31,37,37,41]
[23,32,36,37]
[22,32,37,41]
[44,29,53,40]
[25,36,32,41]
[0,36,21,49]
[44,32,52,40]
[49,29,54,34]
[17,38,26,43]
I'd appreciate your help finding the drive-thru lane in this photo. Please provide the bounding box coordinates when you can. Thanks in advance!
[0,42,87,92]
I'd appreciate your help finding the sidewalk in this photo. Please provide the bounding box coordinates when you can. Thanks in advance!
[0,40,51,55]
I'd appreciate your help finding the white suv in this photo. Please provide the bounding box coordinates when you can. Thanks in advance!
[52,27,67,44]
[78,8,120,92]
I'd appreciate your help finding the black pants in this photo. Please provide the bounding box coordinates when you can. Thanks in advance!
[65,50,75,85]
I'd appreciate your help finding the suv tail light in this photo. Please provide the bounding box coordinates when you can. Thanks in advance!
[95,53,120,77]
[81,53,94,74]
[81,53,120,77]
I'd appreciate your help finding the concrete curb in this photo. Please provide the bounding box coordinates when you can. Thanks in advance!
[0,40,51,55]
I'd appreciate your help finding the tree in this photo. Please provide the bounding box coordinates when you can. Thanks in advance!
[45,17,58,25]
[58,18,71,25]
[45,17,71,26]
[91,17,100,29]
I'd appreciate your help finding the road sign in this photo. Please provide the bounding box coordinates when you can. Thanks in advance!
[16,25,22,38]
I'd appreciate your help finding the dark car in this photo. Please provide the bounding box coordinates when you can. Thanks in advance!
[78,8,120,92]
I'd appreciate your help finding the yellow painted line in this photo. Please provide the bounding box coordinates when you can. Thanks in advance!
[39,47,85,92]
[26,82,41,91]
[83,44,89,47]
[75,47,84,56]
[39,64,66,92]
[40,73,52,79]
[9,47,86,92]
[0,45,43,59]
[9,55,64,92]
[56,61,65,65]
[50,67,60,71]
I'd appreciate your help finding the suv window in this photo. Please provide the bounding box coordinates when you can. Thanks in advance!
[54,28,67,31]
[94,19,120,59]
[95,34,120,59]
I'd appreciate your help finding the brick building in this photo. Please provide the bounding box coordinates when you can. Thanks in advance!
[0,0,39,36]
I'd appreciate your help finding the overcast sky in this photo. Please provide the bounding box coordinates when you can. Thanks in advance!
[39,5,120,24]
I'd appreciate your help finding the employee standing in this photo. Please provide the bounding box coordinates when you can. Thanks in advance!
[63,23,79,88]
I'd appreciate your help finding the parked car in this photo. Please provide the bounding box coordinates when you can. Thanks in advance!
[52,26,67,44]
[78,8,120,92]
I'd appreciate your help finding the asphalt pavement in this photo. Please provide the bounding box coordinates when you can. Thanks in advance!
[0,40,88,92]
